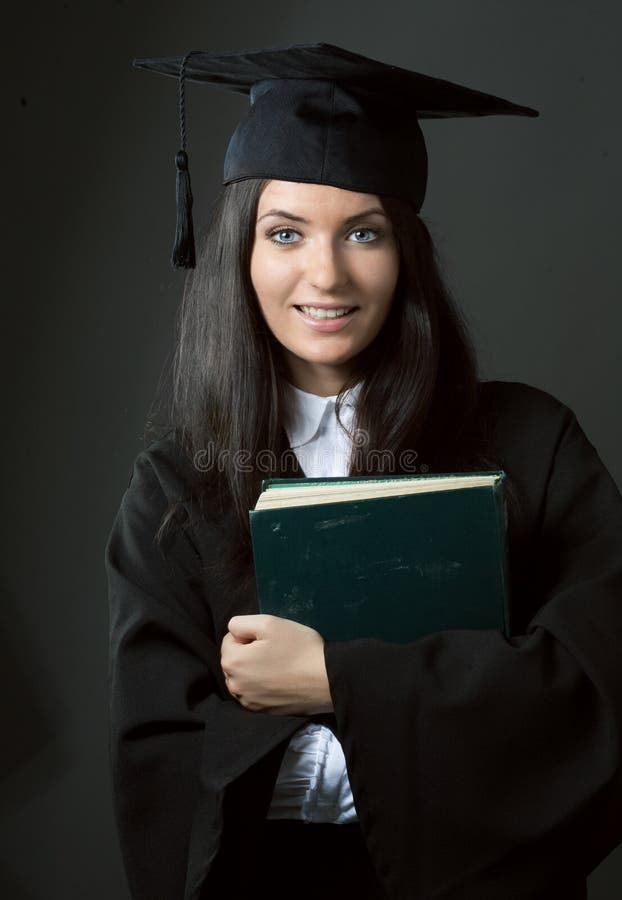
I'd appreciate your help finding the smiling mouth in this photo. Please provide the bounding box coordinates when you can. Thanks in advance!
[296,305,357,319]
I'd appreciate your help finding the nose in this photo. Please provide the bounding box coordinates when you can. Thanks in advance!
[304,238,350,293]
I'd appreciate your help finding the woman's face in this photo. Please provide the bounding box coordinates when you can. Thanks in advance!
[250,180,400,396]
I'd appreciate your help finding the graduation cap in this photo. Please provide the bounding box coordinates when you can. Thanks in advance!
[134,42,538,269]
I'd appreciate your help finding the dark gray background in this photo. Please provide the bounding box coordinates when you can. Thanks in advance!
[7,1,621,897]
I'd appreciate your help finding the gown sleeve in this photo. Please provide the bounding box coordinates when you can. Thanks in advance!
[105,445,304,900]
[323,384,622,899]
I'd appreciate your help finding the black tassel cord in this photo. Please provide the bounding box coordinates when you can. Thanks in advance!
[172,51,196,269]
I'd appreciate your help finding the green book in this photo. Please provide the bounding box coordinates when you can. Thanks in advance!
[249,471,511,643]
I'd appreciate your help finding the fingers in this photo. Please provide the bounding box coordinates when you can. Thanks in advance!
[220,635,240,693]
[223,671,241,701]
[227,614,274,642]
[220,626,253,675]
[221,616,276,706]
[221,624,258,699]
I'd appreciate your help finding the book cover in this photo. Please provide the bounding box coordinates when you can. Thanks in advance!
[249,472,510,643]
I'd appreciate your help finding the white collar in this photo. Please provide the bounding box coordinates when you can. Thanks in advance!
[282,381,362,449]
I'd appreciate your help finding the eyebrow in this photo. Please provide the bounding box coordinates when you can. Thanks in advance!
[256,206,388,225]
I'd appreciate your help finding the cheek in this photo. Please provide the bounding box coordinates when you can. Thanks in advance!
[249,246,267,299]
[250,246,294,303]
[363,250,400,302]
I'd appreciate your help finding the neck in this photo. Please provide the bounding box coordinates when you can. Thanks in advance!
[284,358,353,397]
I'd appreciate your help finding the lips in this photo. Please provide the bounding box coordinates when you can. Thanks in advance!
[297,305,355,319]
[294,305,358,332]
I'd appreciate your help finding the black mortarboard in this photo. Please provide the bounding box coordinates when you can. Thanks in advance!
[134,42,538,269]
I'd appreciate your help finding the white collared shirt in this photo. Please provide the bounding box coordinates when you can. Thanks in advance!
[282,380,362,477]
[266,380,362,824]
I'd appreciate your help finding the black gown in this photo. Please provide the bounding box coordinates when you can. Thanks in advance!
[105,380,622,900]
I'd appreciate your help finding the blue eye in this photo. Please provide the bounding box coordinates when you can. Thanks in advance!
[348,228,378,243]
[269,229,300,244]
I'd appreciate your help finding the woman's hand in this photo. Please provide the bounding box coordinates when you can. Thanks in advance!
[220,614,334,715]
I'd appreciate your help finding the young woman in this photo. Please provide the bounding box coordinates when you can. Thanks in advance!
[106,44,622,900]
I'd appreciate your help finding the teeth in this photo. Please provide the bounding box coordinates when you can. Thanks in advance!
[299,306,352,319]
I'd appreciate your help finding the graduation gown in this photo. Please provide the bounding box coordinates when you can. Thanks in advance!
[105,379,622,900]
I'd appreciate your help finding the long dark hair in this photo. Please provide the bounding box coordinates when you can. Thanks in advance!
[150,178,517,586]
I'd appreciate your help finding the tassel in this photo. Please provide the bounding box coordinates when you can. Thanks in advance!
[171,51,197,269]
[172,149,196,269]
